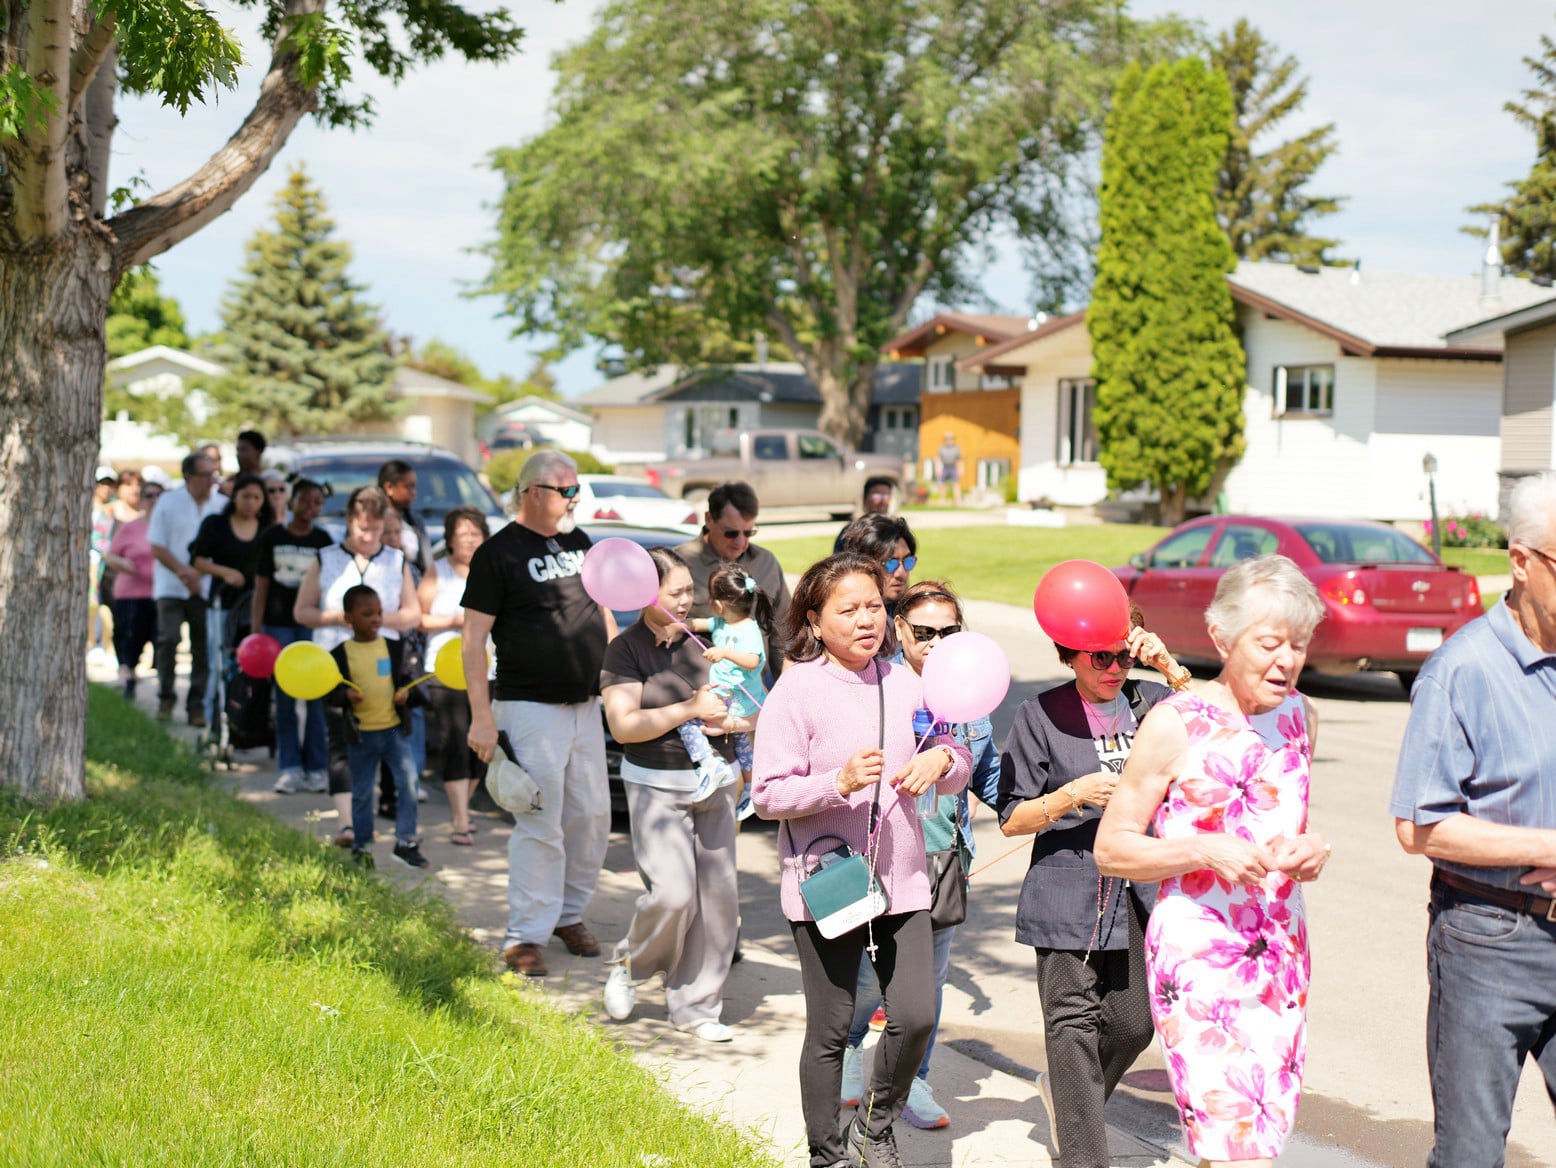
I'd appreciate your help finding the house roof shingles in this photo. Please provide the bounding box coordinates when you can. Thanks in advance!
[650,361,919,407]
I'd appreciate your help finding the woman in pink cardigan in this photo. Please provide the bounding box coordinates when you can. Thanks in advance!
[751,553,972,1168]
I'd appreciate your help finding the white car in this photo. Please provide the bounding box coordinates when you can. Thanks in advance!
[576,475,701,534]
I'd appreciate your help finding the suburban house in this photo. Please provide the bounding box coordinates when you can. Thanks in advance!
[577,361,921,468]
[881,313,1032,490]
[103,348,492,468]
[487,394,595,453]
[1444,295,1556,505]
[953,260,1556,521]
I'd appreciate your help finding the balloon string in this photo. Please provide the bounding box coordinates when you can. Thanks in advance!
[967,835,1034,880]
[653,602,766,712]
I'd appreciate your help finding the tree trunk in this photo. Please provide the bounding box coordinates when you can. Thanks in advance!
[1160,483,1188,527]
[0,228,115,802]
[814,362,877,450]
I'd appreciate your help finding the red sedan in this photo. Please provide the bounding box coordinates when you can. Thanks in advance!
[1113,516,1483,692]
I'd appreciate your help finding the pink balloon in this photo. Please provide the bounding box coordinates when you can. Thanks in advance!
[236,633,282,679]
[1033,560,1131,651]
[581,538,661,611]
[920,631,1011,724]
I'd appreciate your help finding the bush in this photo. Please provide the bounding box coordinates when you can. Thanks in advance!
[484,448,614,494]
[1426,513,1506,549]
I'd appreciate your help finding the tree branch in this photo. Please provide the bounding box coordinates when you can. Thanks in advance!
[106,0,322,277]
[11,0,73,242]
[68,10,116,113]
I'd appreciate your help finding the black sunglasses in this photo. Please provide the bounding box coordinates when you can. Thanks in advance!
[531,483,580,499]
[1088,650,1137,671]
[909,623,960,643]
[721,527,758,540]
[884,555,917,574]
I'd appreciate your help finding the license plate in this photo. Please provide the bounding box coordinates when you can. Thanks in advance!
[1407,628,1443,653]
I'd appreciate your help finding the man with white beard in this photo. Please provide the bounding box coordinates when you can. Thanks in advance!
[462,450,616,978]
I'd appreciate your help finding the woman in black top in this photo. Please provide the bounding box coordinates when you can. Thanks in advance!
[996,605,1188,1168]
[190,472,275,722]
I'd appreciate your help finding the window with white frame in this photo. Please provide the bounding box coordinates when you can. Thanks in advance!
[1056,378,1098,466]
[880,406,916,431]
[1274,364,1335,417]
[925,355,955,393]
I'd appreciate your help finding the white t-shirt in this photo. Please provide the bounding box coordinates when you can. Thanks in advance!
[146,486,225,601]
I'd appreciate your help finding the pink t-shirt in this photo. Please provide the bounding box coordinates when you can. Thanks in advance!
[751,655,971,922]
[106,517,155,600]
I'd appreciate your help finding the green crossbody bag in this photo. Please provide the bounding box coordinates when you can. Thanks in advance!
[789,663,889,939]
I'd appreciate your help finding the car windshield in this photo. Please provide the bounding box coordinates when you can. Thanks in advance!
[299,455,502,519]
[590,481,669,500]
[1294,523,1437,565]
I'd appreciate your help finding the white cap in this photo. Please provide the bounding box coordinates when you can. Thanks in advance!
[140,466,173,489]
[95,465,117,483]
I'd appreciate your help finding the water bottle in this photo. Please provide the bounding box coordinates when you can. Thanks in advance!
[912,708,938,820]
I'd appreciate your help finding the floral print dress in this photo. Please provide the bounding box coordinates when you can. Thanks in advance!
[1144,691,1311,1161]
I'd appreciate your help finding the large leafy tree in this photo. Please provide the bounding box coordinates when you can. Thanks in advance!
[1468,28,1556,278]
[1211,19,1343,264]
[0,2,521,802]
[1091,58,1246,527]
[212,165,395,437]
[105,267,192,359]
[482,0,1136,448]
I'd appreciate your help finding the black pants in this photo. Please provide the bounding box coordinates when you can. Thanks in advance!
[427,679,483,782]
[1033,895,1156,1168]
[792,910,936,1167]
[112,598,157,672]
[155,595,208,711]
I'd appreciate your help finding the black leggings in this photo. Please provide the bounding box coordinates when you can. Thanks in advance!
[112,598,156,671]
[791,910,936,1167]
[427,680,483,783]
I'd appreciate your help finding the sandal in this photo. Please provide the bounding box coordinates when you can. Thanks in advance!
[450,829,476,847]
[332,827,355,849]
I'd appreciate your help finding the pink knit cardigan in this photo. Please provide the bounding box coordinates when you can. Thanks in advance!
[751,655,972,923]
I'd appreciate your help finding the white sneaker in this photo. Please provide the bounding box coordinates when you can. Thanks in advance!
[603,963,635,1021]
[690,1021,733,1043]
[1036,1069,1061,1155]
[415,780,428,803]
[273,771,302,795]
[304,770,329,793]
[840,1043,864,1107]
[691,758,735,803]
[902,1076,949,1129]
[736,784,756,821]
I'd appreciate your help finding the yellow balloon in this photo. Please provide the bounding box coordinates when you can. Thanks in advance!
[433,636,469,691]
[274,641,344,701]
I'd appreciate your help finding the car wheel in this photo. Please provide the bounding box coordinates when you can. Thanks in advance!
[1396,670,1419,696]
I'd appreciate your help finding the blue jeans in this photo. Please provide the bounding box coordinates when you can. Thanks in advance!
[1425,882,1556,1168]
[408,706,427,776]
[264,625,327,774]
[847,924,956,1080]
[347,728,418,845]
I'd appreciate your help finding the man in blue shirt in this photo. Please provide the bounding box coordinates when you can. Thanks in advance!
[1391,472,1556,1167]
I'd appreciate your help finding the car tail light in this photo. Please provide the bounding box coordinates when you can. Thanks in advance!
[593,508,621,520]
[1463,578,1481,609]
[1321,574,1368,606]
[683,511,698,525]
[643,468,660,487]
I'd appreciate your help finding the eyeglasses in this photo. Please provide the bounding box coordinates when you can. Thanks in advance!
[908,623,960,643]
[721,527,758,541]
[1526,545,1556,572]
[1087,650,1138,671]
[530,483,580,500]
[266,486,289,495]
[884,556,917,574]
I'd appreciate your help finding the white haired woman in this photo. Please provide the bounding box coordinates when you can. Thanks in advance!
[1095,555,1332,1168]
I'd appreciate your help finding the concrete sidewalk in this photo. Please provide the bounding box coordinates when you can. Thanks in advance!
[97,655,1191,1168]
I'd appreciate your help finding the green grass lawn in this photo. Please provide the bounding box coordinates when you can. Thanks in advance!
[764,522,1167,607]
[0,688,773,1168]
[1440,547,1510,577]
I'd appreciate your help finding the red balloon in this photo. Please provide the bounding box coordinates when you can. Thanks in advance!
[1034,560,1131,652]
[237,633,283,679]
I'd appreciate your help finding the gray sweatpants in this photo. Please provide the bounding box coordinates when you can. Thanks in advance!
[617,779,739,1029]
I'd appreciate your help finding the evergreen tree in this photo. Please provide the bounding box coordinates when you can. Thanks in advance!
[105,267,191,359]
[1211,20,1343,264]
[1467,30,1556,279]
[1090,59,1246,527]
[214,166,395,438]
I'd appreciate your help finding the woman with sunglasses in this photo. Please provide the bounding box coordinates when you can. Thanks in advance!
[838,580,1001,1130]
[996,603,1189,1167]
[838,512,917,622]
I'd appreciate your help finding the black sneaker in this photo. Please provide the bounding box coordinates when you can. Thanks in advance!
[392,841,429,869]
[350,848,375,869]
[845,1117,903,1168]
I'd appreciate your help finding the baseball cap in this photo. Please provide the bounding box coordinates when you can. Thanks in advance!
[95,465,117,483]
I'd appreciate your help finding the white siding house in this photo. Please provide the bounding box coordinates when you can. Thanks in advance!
[488,395,594,452]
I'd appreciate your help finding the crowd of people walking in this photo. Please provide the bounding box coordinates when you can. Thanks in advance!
[90,442,1556,1168]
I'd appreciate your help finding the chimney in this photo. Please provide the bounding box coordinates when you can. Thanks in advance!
[1481,219,1502,305]
[1349,259,1362,286]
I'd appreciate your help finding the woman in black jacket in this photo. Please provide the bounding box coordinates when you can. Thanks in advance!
[996,606,1189,1167]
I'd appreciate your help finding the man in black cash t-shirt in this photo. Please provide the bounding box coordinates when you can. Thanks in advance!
[462,450,616,978]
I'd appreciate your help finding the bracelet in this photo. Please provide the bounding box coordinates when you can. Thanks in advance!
[1167,666,1192,691]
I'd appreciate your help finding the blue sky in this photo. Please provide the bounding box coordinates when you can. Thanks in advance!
[121,1,1555,400]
